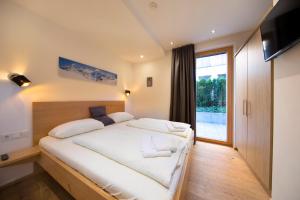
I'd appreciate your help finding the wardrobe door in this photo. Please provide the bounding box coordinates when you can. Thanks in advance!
[235,45,248,159]
[247,30,272,191]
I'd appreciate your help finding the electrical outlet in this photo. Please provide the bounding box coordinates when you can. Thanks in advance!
[0,130,28,142]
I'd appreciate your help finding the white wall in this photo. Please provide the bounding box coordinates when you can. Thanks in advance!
[131,52,172,119]
[272,1,300,200]
[0,0,133,186]
[272,43,300,200]
[131,31,250,119]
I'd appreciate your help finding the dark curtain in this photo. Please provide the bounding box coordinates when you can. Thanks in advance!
[170,44,196,144]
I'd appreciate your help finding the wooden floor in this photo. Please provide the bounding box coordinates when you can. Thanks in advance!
[186,142,269,200]
[0,142,270,200]
[0,171,74,200]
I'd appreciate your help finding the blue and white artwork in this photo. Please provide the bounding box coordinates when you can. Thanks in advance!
[59,57,117,85]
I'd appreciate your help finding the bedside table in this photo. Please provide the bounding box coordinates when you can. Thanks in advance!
[0,146,40,168]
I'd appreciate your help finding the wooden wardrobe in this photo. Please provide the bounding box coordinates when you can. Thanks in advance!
[235,30,273,193]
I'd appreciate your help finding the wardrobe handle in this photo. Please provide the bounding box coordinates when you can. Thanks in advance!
[247,101,251,116]
[243,100,246,116]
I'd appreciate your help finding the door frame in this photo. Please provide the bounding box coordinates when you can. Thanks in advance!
[195,46,234,146]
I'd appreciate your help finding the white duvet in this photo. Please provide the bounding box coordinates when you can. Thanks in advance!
[127,118,191,138]
[40,122,194,200]
[73,124,186,188]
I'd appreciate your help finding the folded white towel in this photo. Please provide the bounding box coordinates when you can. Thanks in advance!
[151,135,177,153]
[171,121,190,129]
[127,118,190,138]
[166,122,186,132]
[141,135,172,158]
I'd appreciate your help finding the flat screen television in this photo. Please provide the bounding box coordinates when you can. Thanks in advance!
[260,0,300,61]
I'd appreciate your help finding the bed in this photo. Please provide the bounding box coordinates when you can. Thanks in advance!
[33,101,193,200]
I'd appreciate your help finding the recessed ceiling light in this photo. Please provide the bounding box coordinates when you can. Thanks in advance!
[140,55,144,59]
[211,29,216,34]
[149,1,158,9]
[170,41,174,45]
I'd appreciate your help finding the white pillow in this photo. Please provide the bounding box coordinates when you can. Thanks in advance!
[49,118,104,138]
[108,112,134,123]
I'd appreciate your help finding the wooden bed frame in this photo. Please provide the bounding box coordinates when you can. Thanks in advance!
[33,101,192,200]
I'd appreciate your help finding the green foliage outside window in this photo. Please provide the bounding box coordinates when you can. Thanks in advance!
[196,77,226,113]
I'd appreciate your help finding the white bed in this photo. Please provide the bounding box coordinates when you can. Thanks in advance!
[39,121,193,200]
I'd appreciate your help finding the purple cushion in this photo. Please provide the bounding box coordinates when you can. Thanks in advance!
[89,106,114,126]
[89,106,106,118]
[94,115,115,126]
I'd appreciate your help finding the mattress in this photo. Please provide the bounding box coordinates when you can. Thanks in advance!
[39,121,193,200]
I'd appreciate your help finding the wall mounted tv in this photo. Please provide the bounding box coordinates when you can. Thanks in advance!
[260,0,300,61]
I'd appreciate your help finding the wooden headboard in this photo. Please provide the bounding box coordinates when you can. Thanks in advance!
[32,101,125,145]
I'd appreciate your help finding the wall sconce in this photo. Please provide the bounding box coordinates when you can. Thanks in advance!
[8,73,31,87]
[125,90,131,97]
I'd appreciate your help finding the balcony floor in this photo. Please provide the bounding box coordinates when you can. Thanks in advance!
[196,122,227,141]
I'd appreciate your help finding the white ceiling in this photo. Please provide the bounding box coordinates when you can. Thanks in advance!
[12,0,272,63]
[12,0,165,63]
[124,0,272,50]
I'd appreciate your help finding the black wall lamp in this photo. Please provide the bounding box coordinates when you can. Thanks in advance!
[125,90,131,97]
[8,73,31,87]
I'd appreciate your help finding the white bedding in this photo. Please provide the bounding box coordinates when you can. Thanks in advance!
[39,122,193,200]
[127,118,190,138]
[73,125,185,188]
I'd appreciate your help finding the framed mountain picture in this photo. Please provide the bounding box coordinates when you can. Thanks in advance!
[59,57,117,85]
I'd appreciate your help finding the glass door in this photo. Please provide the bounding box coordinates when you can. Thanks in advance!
[195,47,233,146]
